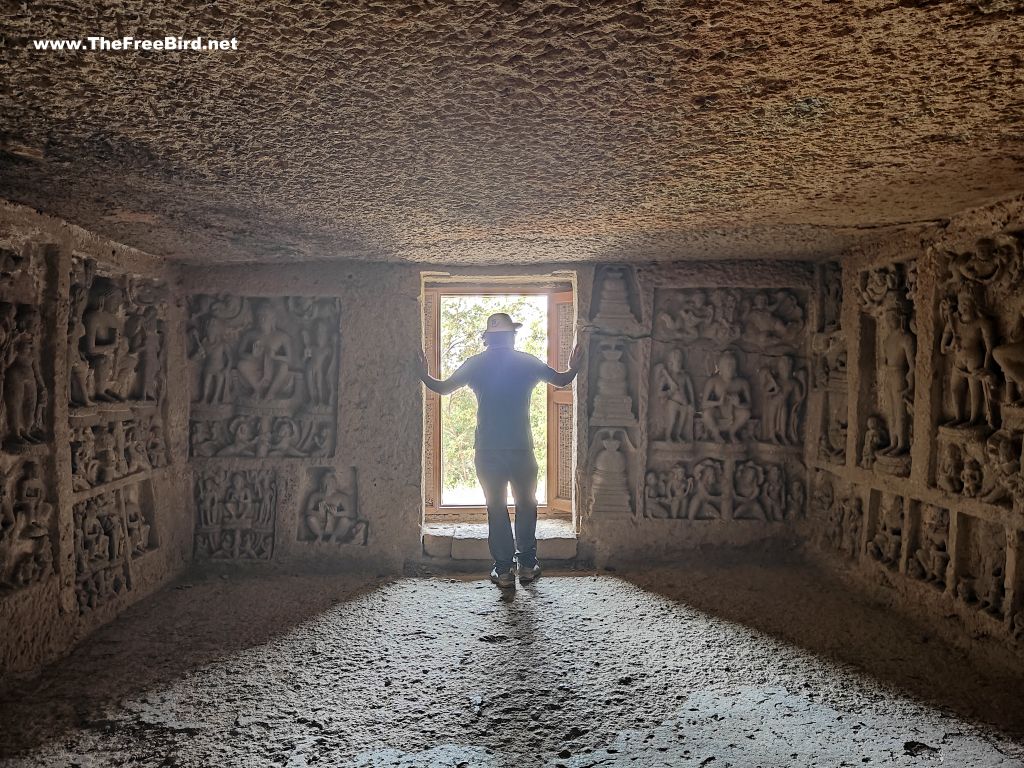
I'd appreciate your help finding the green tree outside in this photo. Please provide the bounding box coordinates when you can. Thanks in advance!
[439,295,548,505]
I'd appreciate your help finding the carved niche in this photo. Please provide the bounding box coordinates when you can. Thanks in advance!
[187,296,340,459]
[69,258,167,407]
[194,470,278,560]
[954,515,1006,619]
[0,458,55,594]
[907,505,950,589]
[812,471,861,559]
[866,494,904,570]
[933,233,1024,505]
[856,261,916,478]
[74,491,130,613]
[298,467,367,545]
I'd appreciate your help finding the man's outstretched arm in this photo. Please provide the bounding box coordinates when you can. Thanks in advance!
[417,350,472,395]
[548,341,585,388]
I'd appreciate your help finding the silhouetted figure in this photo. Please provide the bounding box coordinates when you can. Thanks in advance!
[418,312,582,589]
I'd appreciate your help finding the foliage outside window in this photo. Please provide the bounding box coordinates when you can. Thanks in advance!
[439,294,548,505]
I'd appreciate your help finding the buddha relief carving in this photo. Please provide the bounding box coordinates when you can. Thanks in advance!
[299,467,367,545]
[187,295,340,459]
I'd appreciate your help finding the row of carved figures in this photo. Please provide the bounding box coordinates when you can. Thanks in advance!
[643,459,805,522]
[188,295,337,407]
[649,349,806,445]
[71,417,168,492]
[937,432,1024,508]
[655,289,805,350]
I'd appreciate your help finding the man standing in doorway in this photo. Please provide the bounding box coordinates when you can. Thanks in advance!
[418,312,583,589]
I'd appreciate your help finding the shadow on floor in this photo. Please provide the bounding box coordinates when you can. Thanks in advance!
[617,549,1024,740]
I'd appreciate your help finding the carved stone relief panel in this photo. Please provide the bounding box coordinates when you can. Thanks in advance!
[954,514,1006,619]
[69,257,167,408]
[651,289,808,449]
[812,470,861,560]
[298,467,366,545]
[194,470,277,560]
[866,493,905,571]
[590,265,641,330]
[933,233,1024,500]
[74,492,130,614]
[644,456,805,523]
[589,336,639,427]
[588,427,636,518]
[0,458,55,594]
[70,412,166,492]
[855,261,917,478]
[906,505,950,590]
[187,295,340,459]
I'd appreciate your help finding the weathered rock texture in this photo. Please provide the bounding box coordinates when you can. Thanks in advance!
[0,202,192,678]
[2,2,1023,264]
[803,195,1024,654]
[2,561,1023,766]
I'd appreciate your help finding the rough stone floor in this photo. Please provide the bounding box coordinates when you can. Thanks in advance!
[2,555,1024,768]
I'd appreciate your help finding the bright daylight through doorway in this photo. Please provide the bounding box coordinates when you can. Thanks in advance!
[439,294,548,506]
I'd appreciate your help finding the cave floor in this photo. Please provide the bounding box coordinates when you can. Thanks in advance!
[2,556,1024,768]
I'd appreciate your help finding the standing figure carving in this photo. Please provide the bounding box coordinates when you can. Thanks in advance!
[939,287,996,428]
[758,356,805,445]
[993,307,1024,406]
[878,302,915,456]
[652,348,694,442]
[303,319,334,407]
[3,308,46,443]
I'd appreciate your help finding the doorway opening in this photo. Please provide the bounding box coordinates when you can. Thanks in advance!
[422,278,576,525]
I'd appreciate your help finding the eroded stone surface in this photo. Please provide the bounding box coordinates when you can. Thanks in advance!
[1,559,1023,767]
[1,2,1023,264]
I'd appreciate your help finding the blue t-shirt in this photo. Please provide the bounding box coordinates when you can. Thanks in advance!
[454,348,557,450]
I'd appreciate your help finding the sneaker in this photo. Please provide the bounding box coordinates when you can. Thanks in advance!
[490,566,516,589]
[517,561,542,584]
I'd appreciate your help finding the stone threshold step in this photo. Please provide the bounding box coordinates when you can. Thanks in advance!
[422,519,577,561]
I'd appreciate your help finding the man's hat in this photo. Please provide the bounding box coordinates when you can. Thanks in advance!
[482,312,522,335]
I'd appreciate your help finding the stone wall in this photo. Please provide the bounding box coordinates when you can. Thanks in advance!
[805,195,1024,652]
[0,202,191,678]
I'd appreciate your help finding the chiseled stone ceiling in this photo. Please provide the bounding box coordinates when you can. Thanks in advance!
[1,0,1023,265]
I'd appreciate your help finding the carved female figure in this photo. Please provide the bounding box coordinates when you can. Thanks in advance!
[652,348,694,442]
[759,356,805,445]
[3,334,43,443]
[236,303,294,401]
[303,319,334,407]
[197,317,233,404]
[879,303,915,456]
[643,471,668,519]
[666,463,693,519]
[701,351,752,443]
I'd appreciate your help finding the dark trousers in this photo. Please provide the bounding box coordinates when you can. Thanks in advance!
[474,449,539,570]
